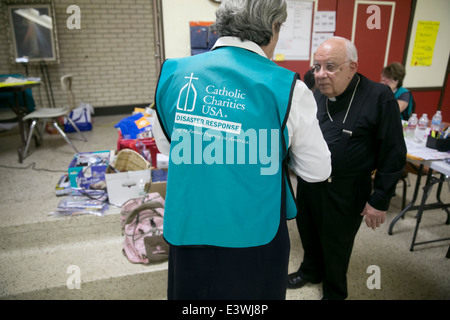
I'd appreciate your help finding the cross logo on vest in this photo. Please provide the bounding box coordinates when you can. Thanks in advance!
[177,73,198,112]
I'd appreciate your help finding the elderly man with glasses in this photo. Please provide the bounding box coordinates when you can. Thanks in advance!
[288,37,406,300]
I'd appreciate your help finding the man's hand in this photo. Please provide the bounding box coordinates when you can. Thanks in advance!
[361,202,386,230]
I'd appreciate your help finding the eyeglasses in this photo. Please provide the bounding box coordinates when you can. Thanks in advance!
[312,60,351,75]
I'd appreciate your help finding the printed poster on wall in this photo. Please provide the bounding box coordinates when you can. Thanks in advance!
[313,11,336,32]
[274,0,313,61]
[311,32,334,56]
[411,21,440,67]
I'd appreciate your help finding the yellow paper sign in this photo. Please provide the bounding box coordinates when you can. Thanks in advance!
[411,21,440,67]
[274,54,285,62]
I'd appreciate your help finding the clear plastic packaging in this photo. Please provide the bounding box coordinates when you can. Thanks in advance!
[49,189,108,217]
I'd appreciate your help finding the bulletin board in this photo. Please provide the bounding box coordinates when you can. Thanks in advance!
[403,0,450,88]
[274,0,314,61]
[162,0,319,62]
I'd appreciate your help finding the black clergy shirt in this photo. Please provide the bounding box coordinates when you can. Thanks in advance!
[314,73,407,211]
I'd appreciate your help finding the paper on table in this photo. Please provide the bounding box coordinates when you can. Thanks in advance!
[405,138,449,160]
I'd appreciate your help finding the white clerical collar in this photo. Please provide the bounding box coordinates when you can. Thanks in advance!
[328,97,337,102]
[211,36,268,59]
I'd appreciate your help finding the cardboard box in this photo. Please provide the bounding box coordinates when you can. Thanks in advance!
[149,181,167,199]
[68,150,113,189]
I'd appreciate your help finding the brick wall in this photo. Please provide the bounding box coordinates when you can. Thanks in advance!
[0,0,157,111]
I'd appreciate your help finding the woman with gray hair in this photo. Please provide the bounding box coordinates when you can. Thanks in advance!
[153,0,331,300]
[212,0,287,48]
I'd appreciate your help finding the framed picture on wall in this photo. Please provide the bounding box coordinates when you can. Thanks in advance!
[5,1,59,64]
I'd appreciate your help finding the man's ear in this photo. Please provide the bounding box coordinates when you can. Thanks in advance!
[349,61,358,78]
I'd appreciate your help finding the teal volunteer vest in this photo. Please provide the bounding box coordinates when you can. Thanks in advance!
[155,46,298,247]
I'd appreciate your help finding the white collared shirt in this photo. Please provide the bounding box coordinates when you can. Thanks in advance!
[153,37,331,182]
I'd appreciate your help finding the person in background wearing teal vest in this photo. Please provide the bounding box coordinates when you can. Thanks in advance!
[381,62,414,120]
[153,0,331,300]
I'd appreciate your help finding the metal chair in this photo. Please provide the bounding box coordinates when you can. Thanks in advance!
[23,74,87,158]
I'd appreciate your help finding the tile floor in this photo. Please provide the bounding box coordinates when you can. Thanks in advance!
[0,114,449,300]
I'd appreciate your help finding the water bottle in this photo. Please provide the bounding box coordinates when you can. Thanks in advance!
[431,110,442,132]
[406,113,418,139]
[415,113,428,144]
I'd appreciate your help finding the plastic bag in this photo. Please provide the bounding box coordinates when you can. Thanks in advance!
[114,113,152,139]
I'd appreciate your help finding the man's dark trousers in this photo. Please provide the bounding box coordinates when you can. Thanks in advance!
[295,174,372,299]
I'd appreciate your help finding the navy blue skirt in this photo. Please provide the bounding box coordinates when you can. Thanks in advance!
[167,216,290,300]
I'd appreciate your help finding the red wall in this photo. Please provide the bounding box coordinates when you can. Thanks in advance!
[411,90,441,120]
[412,74,450,122]
[275,0,449,123]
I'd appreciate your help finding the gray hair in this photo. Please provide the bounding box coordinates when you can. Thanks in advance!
[330,36,358,62]
[212,0,287,46]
